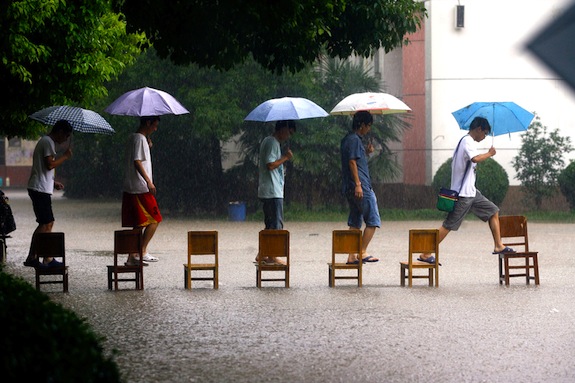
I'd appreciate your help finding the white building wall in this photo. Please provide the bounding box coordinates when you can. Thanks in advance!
[427,0,575,185]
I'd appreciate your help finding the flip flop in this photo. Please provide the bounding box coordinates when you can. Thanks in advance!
[417,256,442,266]
[362,255,379,263]
[492,246,516,255]
[346,260,360,265]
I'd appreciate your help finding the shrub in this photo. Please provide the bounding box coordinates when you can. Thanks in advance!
[0,269,122,383]
[558,160,575,211]
[432,157,509,206]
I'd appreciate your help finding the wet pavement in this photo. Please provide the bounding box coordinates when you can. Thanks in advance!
[3,189,575,382]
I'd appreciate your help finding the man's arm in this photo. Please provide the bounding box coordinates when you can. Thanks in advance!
[349,159,363,198]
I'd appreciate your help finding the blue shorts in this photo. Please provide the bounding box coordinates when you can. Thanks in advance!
[28,189,54,225]
[261,198,284,229]
[346,188,381,229]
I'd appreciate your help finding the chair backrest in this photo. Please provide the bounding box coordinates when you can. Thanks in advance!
[259,230,289,264]
[35,232,65,264]
[332,229,362,260]
[499,215,529,252]
[409,229,439,264]
[114,229,143,264]
[188,231,218,263]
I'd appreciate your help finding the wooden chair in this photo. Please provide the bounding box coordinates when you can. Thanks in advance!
[255,230,290,288]
[34,232,68,292]
[183,231,219,289]
[107,228,144,290]
[498,215,540,286]
[400,229,439,287]
[328,229,362,287]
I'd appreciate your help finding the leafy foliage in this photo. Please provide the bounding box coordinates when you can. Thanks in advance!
[558,161,575,211]
[432,157,509,207]
[0,269,121,382]
[0,0,146,137]
[512,115,573,209]
[64,52,410,215]
[117,0,426,73]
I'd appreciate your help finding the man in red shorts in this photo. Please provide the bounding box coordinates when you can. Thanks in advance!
[122,116,163,265]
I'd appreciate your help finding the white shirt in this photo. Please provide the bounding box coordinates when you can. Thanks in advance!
[451,135,478,197]
[27,135,57,194]
[123,133,152,194]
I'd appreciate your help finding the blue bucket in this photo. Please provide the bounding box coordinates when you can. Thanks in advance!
[228,202,246,221]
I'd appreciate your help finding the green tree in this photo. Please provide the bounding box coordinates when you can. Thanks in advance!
[512,115,573,209]
[1,0,146,137]
[117,0,426,73]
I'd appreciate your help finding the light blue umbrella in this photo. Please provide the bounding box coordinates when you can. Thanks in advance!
[451,102,535,137]
[244,97,328,122]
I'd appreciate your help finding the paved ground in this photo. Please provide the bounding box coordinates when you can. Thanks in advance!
[3,189,575,383]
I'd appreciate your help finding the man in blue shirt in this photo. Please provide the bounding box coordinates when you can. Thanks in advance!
[341,111,380,264]
[257,120,295,264]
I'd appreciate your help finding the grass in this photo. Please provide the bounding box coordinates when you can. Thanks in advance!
[245,204,575,223]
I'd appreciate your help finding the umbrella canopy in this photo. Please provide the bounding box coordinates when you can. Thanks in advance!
[244,97,329,122]
[451,102,535,136]
[29,106,115,135]
[330,92,411,115]
[104,86,189,116]
[527,2,575,94]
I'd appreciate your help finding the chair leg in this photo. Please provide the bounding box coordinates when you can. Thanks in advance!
[63,273,69,293]
[428,269,433,287]
[504,257,510,286]
[256,267,261,288]
[328,265,333,287]
[213,269,218,289]
[533,255,540,285]
[498,255,504,285]
[285,268,289,288]
[400,265,405,287]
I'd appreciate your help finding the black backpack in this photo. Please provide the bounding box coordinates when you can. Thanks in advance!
[0,190,16,235]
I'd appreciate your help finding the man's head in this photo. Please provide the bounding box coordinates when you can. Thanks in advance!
[274,120,296,141]
[352,111,373,134]
[469,117,491,142]
[51,120,73,144]
[139,116,160,134]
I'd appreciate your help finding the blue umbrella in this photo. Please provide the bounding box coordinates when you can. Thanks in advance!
[244,97,328,122]
[451,102,535,137]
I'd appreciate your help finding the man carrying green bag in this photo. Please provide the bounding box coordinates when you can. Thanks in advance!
[421,117,515,264]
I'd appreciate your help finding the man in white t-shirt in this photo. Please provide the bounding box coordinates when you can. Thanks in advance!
[419,117,515,263]
[24,120,73,267]
[121,116,163,265]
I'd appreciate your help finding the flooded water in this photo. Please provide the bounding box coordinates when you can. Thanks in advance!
[4,189,575,382]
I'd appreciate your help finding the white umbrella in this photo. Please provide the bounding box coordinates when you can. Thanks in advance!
[244,97,329,122]
[330,92,411,115]
[104,86,190,116]
[29,106,115,135]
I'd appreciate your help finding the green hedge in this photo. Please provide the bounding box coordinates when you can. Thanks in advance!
[558,160,575,211]
[0,269,121,382]
[432,157,509,206]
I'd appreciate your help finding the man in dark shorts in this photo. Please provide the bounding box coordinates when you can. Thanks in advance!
[24,120,73,267]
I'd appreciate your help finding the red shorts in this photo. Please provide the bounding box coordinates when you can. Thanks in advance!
[122,192,163,227]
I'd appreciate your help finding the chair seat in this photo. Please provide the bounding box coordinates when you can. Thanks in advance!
[36,265,68,277]
[256,263,289,271]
